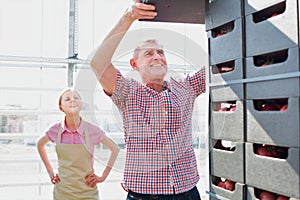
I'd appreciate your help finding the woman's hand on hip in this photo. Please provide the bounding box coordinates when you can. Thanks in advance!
[50,173,60,184]
[85,173,105,187]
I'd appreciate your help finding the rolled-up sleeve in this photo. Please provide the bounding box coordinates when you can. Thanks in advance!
[110,70,132,112]
[186,67,206,96]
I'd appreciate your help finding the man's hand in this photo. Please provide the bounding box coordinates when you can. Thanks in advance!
[125,1,157,21]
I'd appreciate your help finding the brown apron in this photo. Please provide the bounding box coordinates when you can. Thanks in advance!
[53,122,99,200]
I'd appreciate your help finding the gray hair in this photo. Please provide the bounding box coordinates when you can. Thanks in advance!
[133,39,164,59]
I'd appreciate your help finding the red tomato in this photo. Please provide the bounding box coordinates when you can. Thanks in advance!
[220,107,229,111]
[277,195,289,200]
[260,191,276,200]
[271,148,281,158]
[270,13,279,18]
[217,181,225,189]
[256,146,273,157]
[261,104,280,111]
[218,66,234,73]
[224,179,235,191]
[280,104,288,111]
[229,105,236,111]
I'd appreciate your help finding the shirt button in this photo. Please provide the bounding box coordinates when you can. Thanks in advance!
[165,111,168,114]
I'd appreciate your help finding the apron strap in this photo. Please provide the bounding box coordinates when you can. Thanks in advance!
[57,122,63,144]
[83,121,91,154]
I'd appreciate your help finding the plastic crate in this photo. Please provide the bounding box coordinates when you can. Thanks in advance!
[246,46,299,78]
[208,18,243,64]
[246,77,300,99]
[210,100,244,142]
[245,0,298,56]
[210,141,245,183]
[209,179,246,200]
[244,0,286,15]
[210,59,243,83]
[245,143,300,198]
[210,82,244,101]
[246,97,300,147]
[246,186,300,200]
[206,0,242,30]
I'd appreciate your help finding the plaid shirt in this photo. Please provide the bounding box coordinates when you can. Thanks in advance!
[110,68,206,194]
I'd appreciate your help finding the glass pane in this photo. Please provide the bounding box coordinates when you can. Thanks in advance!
[0,90,40,110]
[42,0,69,58]
[40,67,67,89]
[0,66,40,88]
[0,0,43,56]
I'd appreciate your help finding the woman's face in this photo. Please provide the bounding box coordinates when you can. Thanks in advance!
[59,90,82,114]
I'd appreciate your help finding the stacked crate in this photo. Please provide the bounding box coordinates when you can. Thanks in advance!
[244,0,299,199]
[206,0,300,199]
[206,0,246,199]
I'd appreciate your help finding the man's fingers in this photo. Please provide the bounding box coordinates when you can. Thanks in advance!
[135,2,156,10]
[138,9,157,18]
[132,5,157,19]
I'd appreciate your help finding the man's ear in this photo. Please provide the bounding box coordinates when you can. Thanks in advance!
[130,58,139,71]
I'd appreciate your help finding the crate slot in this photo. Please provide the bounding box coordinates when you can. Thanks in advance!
[253,143,288,159]
[252,1,286,23]
[211,175,236,192]
[212,101,237,112]
[253,49,288,67]
[212,139,237,152]
[254,187,291,200]
[253,98,288,111]
[211,21,235,38]
[209,174,245,200]
[212,60,235,74]
[255,188,278,199]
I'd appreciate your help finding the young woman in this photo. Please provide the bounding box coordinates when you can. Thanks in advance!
[37,89,120,200]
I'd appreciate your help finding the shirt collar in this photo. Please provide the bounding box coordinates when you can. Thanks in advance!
[61,118,84,135]
[162,81,170,91]
[146,81,171,92]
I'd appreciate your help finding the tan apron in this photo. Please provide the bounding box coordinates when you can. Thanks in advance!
[53,122,99,200]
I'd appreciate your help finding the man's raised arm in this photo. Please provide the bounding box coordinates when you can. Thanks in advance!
[90,2,157,95]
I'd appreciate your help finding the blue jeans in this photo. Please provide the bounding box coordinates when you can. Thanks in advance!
[126,186,201,200]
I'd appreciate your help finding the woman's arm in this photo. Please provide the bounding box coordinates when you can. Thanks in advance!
[85,135,120,187]
[37,135,60,184]
[99,135,120,180]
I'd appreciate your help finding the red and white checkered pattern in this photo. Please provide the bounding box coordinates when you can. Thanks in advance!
[109,68,206,194]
